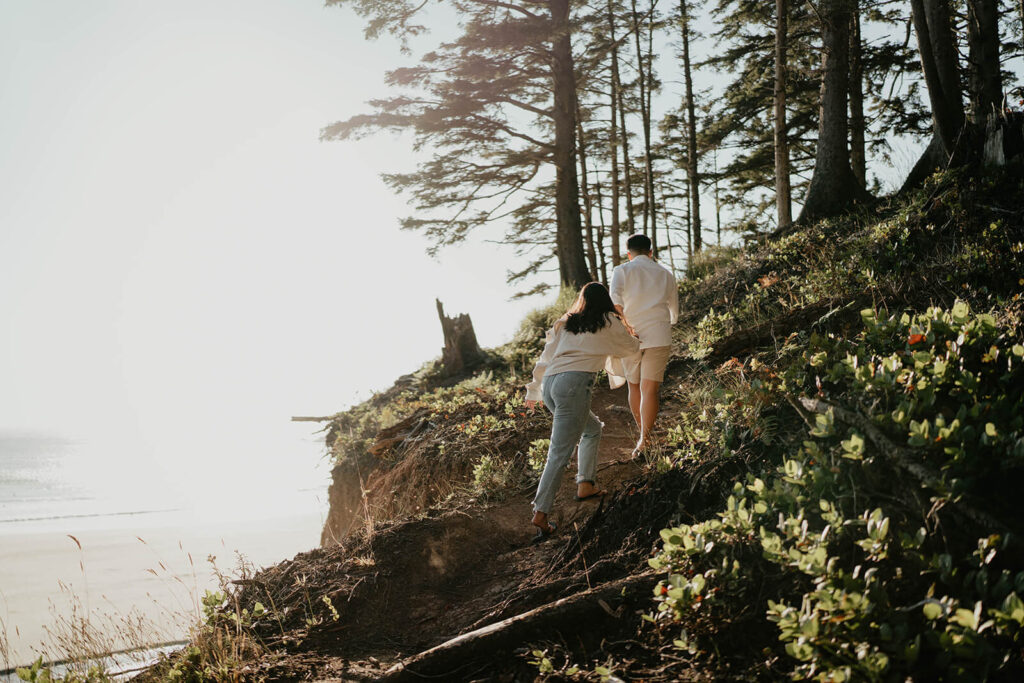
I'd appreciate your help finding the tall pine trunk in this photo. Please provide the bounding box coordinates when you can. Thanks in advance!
[901,0,966,190]
[594,180,610,283]
[681,0,702,251]
[966,0,1002,122]
[576,112,600,280]
[799,0,866,222]
[910,0,965,157]
[774,0,793,230]
[549,0,591,289]
[630,0,656,244]
[659,181,678,274]
[849,0,866,188]
[608,0,623,265]
[713,147,722,246]
[646,1,658,252]
[614,53,637,237]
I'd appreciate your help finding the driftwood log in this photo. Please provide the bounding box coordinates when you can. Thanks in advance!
[380,571,660,682]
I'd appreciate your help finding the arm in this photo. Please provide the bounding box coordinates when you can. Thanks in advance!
[609,267,625,309]
[609,317,641,357]
[524,321,562,405]
[668,277,679,325]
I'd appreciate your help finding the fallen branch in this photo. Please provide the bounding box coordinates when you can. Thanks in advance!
[708,295,867,361]
[380,571,660,682]
[464,557,630,631]
[798,396,1005,531]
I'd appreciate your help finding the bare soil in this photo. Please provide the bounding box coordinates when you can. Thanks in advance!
[228,386,693,681]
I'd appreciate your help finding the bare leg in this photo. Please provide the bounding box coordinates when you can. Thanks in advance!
[633,378,662,455]
[627,381,642,429]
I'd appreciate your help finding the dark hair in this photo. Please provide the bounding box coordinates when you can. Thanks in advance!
[626,233,652,254]
[564,282,619,334]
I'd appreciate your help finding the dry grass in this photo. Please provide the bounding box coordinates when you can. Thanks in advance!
[1,598,11,674]
[1,535,267,681]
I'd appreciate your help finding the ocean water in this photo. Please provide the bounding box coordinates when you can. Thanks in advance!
[0,435,174,529]
[0,432,330,533]
[0,432,331,670]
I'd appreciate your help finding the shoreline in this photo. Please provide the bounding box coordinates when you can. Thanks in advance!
[0,507,324,670]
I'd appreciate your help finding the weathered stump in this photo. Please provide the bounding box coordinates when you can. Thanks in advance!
[436,299,485,377]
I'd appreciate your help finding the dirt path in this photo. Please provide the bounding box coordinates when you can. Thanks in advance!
[242,386,649,681]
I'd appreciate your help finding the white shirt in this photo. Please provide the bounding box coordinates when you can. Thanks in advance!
[609,255,678,348]
[525,315,640,402]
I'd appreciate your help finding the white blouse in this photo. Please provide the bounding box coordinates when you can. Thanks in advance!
[525,315,640,402]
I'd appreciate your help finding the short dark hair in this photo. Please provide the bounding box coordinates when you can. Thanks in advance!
[626,233,652,254]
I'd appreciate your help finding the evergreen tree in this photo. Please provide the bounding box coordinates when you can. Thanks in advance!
[800,0,872,221]
[325,0,592,291]
[775,0,793,229]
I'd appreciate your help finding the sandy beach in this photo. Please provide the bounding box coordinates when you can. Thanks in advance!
[1,508,324,669]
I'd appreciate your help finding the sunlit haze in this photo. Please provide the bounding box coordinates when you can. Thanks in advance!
[0,1,539,516]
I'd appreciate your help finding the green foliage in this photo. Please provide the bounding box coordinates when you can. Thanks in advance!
[527,439,551,473]
[16,658,55,683]
[688,308,735,357]
[15,658,109,683]
[652,300,1024,680]
[686,245,742,281]
[471,454,518,498]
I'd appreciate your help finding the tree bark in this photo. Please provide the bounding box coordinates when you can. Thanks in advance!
[606,0,622,264]
[630,0,653,240]
[774,0,793,230]
[799,0,867,222]
[594,180,610,283]
[658,181,678,274]
[848,0,866,188]
[899,134,946,192]
[613,42,637,237]
[684,182,693,266]
[909,0,965,157]
[966,0,1002,122]
[607,0,623,266]
[681,0,702,252]
[436,299,485,377]
[576,109,600,279]
[713,147,722,246]
[646,0,659,253]
[549,0,591,290]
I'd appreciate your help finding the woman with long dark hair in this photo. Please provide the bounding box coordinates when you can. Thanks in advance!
[524,282,640,542]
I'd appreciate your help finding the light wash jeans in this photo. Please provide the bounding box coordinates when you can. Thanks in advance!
[533,371,603,514]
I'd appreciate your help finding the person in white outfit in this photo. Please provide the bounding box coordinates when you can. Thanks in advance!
[609,233,678,457]
[524,282,640,542]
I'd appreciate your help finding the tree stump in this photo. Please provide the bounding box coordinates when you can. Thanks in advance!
[436,299,485,377]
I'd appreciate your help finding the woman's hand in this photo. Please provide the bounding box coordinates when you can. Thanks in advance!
[525,399,540,411]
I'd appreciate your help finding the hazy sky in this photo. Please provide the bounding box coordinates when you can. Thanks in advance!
[0,1,540,508]
[3,3,1017,514]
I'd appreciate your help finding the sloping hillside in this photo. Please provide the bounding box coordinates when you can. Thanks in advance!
[151,165,1024,681]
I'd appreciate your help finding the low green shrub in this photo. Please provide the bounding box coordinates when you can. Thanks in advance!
[652,300,1024,681]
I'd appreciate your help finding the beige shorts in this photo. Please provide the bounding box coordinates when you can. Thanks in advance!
[622,346,671,384]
